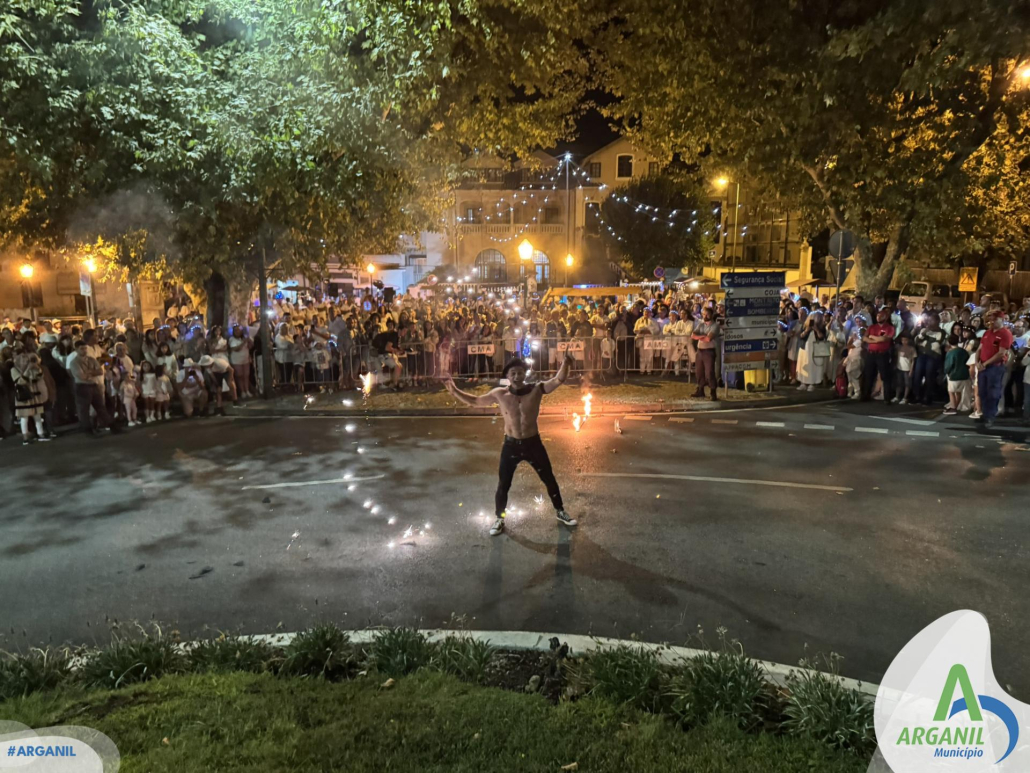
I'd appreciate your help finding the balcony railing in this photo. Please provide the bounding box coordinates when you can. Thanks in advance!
[458,223,564,235]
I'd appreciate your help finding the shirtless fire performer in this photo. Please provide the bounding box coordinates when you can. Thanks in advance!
[443,354,578,536]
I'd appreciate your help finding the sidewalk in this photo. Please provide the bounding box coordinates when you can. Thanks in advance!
[232,379,837,417]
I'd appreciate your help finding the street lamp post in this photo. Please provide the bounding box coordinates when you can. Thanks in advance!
[565,253,574,286]
[83,258,98,328]
[716,177,741,273]
[366,262,376,305]
[19,263,37,322]
[518,238,534,307]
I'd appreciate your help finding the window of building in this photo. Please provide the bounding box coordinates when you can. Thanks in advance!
[616,155,633,178]
[520,251,550,283]
[474,249,507,283]
[588,162,601,179]
[648,161,659,176]
[543,206,563,225]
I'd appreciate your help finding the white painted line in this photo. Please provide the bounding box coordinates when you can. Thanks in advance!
[868,416,936,427]
[906,430,940,438]
[622,415,653,421]
[580,472,851,493]
[856,427,889,435]
[668,417,694,423]
[755,421,785,428]
[241,474,385,491]
[804,424,834,430]
[711,419,739,425]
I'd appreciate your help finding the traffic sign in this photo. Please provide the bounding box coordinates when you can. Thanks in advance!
[724,315,780,329]
[1010,260,1018,277]
[724,327,778,342]
[959,267,978,292]
[720,271,786,289]
[828,230,857,259]
[827,257,854,285]
[726,297,780,316]
[653,266,665,279]
[724,286,781,299]
[724,339,778,354]
[725,360,774,372]
[723,351,771,364]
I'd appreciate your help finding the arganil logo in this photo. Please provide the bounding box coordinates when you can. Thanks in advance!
[875,611,1028,771]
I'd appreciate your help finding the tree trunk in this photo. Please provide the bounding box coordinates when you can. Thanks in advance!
[853,223,911,298]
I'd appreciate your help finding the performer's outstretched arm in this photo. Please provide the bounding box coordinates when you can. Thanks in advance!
[542,353,574,394]
[443,372,501,406]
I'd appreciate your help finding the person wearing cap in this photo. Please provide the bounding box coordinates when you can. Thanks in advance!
[976,311,1012,428]
[442,353,578,537]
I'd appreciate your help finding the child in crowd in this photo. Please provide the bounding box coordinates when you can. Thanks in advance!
[943,334,970,416]
[845,329,864,399]
[120,370,140,426]
[893,332,916,404]
[113,342,134,375]
[104,360,123,420]
[154,364,173,420]
[140,360,157,422]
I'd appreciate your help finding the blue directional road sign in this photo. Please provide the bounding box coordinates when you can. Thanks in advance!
[720,272,785,372]
[721,271,786,290]
[724,339,778,354]
[726,297,780,315]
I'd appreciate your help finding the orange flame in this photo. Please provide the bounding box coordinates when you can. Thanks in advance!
[583,392,593,418]
[572,413,583,432]
[361,372,373,396]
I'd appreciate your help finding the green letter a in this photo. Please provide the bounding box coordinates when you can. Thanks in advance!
[933,665,982,721]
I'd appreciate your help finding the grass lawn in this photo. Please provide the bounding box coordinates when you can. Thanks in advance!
[0,671,868,772]
[247,379,805,413]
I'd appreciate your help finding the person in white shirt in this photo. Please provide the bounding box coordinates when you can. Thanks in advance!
[634,308,660,375]
[228,326,253,398]
[663,310,692,376]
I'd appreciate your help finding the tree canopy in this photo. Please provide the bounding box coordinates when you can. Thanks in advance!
[1,0,599,285]
[597,174,715,280]
[594,0,1030,294]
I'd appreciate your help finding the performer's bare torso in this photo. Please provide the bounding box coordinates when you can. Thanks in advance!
[493,385,544,438]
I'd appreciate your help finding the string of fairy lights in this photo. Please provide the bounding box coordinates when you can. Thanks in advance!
[453,153,749,249]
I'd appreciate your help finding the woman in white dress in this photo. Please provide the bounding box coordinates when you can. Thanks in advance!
[796,311,829,391]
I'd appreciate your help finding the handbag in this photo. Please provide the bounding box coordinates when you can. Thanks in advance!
[812,339,831,359]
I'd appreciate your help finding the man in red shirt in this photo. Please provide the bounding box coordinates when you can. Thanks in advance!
[977,311,1013,428]
[861,309,896,402]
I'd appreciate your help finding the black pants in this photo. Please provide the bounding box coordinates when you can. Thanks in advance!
[74,383,111,432]
[861,351,894,402]
[496,435,563,516]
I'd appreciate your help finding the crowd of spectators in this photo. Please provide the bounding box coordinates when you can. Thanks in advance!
[2,286,1027,444]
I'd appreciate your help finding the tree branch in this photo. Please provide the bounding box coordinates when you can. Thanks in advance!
[943,58,1026,175]
[800,162,847,232]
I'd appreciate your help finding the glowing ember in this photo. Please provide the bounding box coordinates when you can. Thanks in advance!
[360,372,373,396]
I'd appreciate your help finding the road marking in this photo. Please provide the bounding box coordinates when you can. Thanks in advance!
[710,419,738,425]
[906,430,940,438]
[867,416,936,427]
[622,415,653,421]
[804,424,834,430]
[756,421,785,428]
[855,427,889,435]
[580,472,851,493]
[241,474,385,491]
[669,418,694,423]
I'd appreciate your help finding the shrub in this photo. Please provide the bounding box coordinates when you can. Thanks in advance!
[78,627,185,689]
[280,623,356,680]
[366,628,439,677]
[0,648,72,700]
[436,636,495,683]
[567,645,667,712]
[187,634,278,674]
[667,646,768,731]
[782,654,875,754]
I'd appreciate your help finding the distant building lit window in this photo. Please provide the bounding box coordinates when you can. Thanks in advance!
[648,161,659,176]
[617,155,633,178]
[588,162,601,178]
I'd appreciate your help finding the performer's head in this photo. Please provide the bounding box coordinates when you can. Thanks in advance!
[503,358,529,387]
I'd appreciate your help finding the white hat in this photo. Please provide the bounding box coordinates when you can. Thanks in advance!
[183,358,196,367]
[198,355,215,367]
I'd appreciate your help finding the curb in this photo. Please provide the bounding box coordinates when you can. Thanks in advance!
[241,628,879,697]
[230,395,839,419]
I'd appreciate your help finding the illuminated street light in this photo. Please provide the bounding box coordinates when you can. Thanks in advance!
[1021,65,1030,80]
[366,263,376,274]
[715,177,729,188]
[518,239,534,261]
[19,263,33,279]
[83,258,97,274]
[564,253,574,285]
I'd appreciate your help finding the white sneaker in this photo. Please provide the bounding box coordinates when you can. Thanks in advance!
[806,385,814,392]
[797,384,806,391]
[489,517,505,536]
[891,397,900,404]
[899,399,908,405]
[127,421,136,427]
[850,394,860,400]
[970,411,982,420]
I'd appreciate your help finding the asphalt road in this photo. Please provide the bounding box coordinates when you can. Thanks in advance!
[2,400,1027,693]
